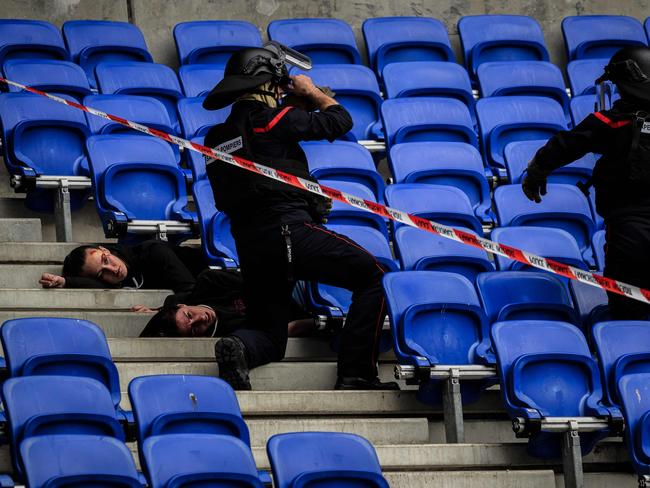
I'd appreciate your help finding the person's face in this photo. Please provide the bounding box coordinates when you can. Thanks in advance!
[81,247,128,285]
[174,305,217,337]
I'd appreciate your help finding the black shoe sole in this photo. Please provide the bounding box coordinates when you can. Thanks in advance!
[215,337,252,391]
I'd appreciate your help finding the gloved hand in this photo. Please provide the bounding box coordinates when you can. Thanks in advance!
[522,161,549,203]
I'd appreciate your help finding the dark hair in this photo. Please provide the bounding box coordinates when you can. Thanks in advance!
[139,305,180,337]
[62,245,101,277]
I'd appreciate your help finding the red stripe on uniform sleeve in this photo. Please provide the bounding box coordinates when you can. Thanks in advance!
[593,111,632,128]
[252,106,294,133]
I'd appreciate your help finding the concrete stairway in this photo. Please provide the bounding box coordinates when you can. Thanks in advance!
[0,208,639,486]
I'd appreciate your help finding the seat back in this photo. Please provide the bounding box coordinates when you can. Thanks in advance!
[562,15,647,61]
[383,270,489,366]
[324,180,389,239]
[267,432,388,488]
[21,435,140,488]
[268,18,361,65]
[617,373,650,474]
[363,17,454,75]
[174,20,262,66]
[567,58,610,96]
[570,94,598,126]
[178,96,231,139]
[179,64,225,97]
[568,279,610,331]
[592,229,606,272]
[4,59,90,100]
[0,19,68,66]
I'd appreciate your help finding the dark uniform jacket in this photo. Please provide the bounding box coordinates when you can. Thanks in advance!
[534,99,650,220]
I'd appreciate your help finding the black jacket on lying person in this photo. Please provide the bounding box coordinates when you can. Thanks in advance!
[64,241,204,293]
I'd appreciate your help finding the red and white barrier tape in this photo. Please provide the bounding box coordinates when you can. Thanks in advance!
[2,76,648,305]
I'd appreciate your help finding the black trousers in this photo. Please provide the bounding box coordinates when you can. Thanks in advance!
[604,215,650,320]
[230,220,386,379]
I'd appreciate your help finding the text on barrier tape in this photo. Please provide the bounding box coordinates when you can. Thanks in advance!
[2,76,649,305]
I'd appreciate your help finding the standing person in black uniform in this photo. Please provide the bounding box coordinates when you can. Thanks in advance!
[201,45,398,391]
[523,47,650,320]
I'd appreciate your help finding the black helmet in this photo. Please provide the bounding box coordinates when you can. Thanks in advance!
[596,46,650,104]
[203,46,289,111]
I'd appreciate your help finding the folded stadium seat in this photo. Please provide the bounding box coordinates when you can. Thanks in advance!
[490,226,588,272]
[322,180,389,240]
[0,19,68,67]
[491,320,622,459]
[21,435,140,488]
[267,432,389,488]
[187,136,208,181]
[174,20,262,66]
[568,279,610,331]
[143,434,262,488]
[389,142,492,222]
[457,15,549,80]
[593,321,650,408]
[477,61,570,119]
[570,95,598,126]
[383,61,476,125]
[292,64,383,141]
[384,183,483,234]
[177,96,231,140]
[84,94,176,136]
[302,140,385,203]
[178,64,225,97]
[0,92,91,214]
[267,18,362,65]
[95,61,184,134]
[477,271,579,327]
[618,373,650,484]
[476,96,567,176]
[192,179,239,269]
[3,59,91,101]
[2,375,125,478]
[567,58,610,96]
[494,183,597,265]
[562,15,647,61]
[381,97,478,150]
[86,134,196,243]
[62,20,153,89]
[362,16,454,78]
[394,225,493,282]
[383,270,495,407]
[504,139,596,185]
[592,229,606,272]
[0,317,129,421]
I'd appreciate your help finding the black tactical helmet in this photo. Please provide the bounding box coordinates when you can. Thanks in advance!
[596,46,650,104]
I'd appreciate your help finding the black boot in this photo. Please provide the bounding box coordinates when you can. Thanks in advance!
[334,376,400,390]
[215,336,251,390]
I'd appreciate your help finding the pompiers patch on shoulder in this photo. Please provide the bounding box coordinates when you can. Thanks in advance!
[214,136,243,154]
[642,121,650,134]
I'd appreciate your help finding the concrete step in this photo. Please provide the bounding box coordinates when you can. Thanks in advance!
[555,472,637,488]
[0,265,59,288]
[0,242,81,263]
[0,311,152,336]
[0,288,170,310]
[0,218,42,242]
[386,470,555,488]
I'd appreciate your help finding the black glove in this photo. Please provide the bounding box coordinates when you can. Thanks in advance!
[522,161,549,203]
[308,196,332,224]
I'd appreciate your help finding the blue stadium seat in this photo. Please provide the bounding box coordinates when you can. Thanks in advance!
[0,19,68,67]
[267,432,389,488]
[178,96,231,139]
[458,15,549,78]
[570,95,598,126]
[394,226,493,281]
[2,375,124,476]
[193,179,239,268]
[381,97,477,149]
[494,184,596,265]
[178,64,225,97]
[592,229,606,272]
[95,62,184,134]
[491,320,619,458]
[384,183,483,234]
[302,140,385,203]
[562,15,647,61]
[477,61,570,117]
[21,435,140,488]
[569,279,610,331]
[324,180,389,239]
[476,96,567,173]
[490,226,588,272]
[174,20,262,66]
[0,317,126,417]
[383,61,475,125]
[4,59,90,101]
[293,64,382,140]
[86,134,195,242]
[617,372,650,478]
[477,271,578,326]
[84,94,175,136]
[186,136,208,181]
[593,321,650,407]
[62,20,153,88]
[383,270,494,405]
[504,139,596,185]
[362,17,454,76]
[567,58,610,96]
[389,142,491,221]
[267,18,362,65]
[143,434,262,488]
